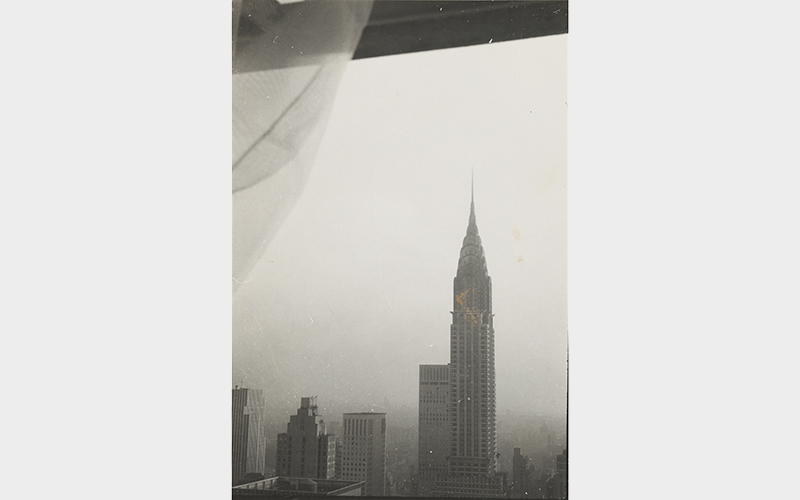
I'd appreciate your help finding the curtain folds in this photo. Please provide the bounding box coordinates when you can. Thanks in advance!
[232,0,374,290]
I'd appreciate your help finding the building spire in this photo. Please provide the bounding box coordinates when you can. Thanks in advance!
[459,172,486,275]
[469,170,476,226]
[470,169,474,213]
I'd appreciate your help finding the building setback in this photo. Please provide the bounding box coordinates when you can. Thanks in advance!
[233,387,268,485]
[418,364,450,496]
[340,412,386,496]
[275,397,336,480]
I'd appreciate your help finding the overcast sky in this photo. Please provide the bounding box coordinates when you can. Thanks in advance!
[233,34,567,424]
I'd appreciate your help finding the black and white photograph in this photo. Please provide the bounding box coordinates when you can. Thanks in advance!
[233,1,568,498]
[6,0,800,499]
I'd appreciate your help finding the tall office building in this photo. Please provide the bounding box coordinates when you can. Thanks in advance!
[232,387,268,485]
[420,186,504,497]
[275,396,336,479]
[418,364,450,496]
[340,412,386,496]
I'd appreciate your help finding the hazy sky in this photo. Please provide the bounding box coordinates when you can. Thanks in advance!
[233,34,567,424]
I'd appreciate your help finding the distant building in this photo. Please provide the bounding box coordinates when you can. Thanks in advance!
[275,397,336,479]
[511,447,529,498]
[232,476,365,497]
[334,437,343,480]
[325,421,343,481]
[528,474,549,499]
[233,387,268,485]
[327,421,342,437]
[546,449,567,499]
[387,425,416,445]
[418,364,449,496]
[340,412,386,496]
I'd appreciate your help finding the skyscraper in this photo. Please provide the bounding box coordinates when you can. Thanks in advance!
[418,364,449,496]
[275,396,336,479]
[420,186,504,497]
[448,182,497,474]
[340,412,386,496]
[232,387,268,485]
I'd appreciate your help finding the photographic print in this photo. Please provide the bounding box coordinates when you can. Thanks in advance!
[232,1,567,497]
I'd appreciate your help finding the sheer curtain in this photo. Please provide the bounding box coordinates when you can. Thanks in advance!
[232,0,373,291]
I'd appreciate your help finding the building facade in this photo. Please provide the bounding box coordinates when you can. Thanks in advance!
[418,364,450,496]
[233,387,268,485]
[275,397,336,480]
[420,188,504,497]
[340,412,386,496]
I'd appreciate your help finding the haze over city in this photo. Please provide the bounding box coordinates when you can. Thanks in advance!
[233,35,567,433]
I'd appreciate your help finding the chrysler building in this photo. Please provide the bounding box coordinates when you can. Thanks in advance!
[420,183,503,497]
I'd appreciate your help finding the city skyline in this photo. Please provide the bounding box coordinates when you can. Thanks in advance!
[232,35,568,425]
[233,392,566,489]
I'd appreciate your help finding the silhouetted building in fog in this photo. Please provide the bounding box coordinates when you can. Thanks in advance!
[233,387,268,485]
[546,449,567,499]
[418,364,450,495]
[512,447,529,498]
[275,397,336,479]
[419,185,504,497]
[341,412,386,496]
[327,421,341,437]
